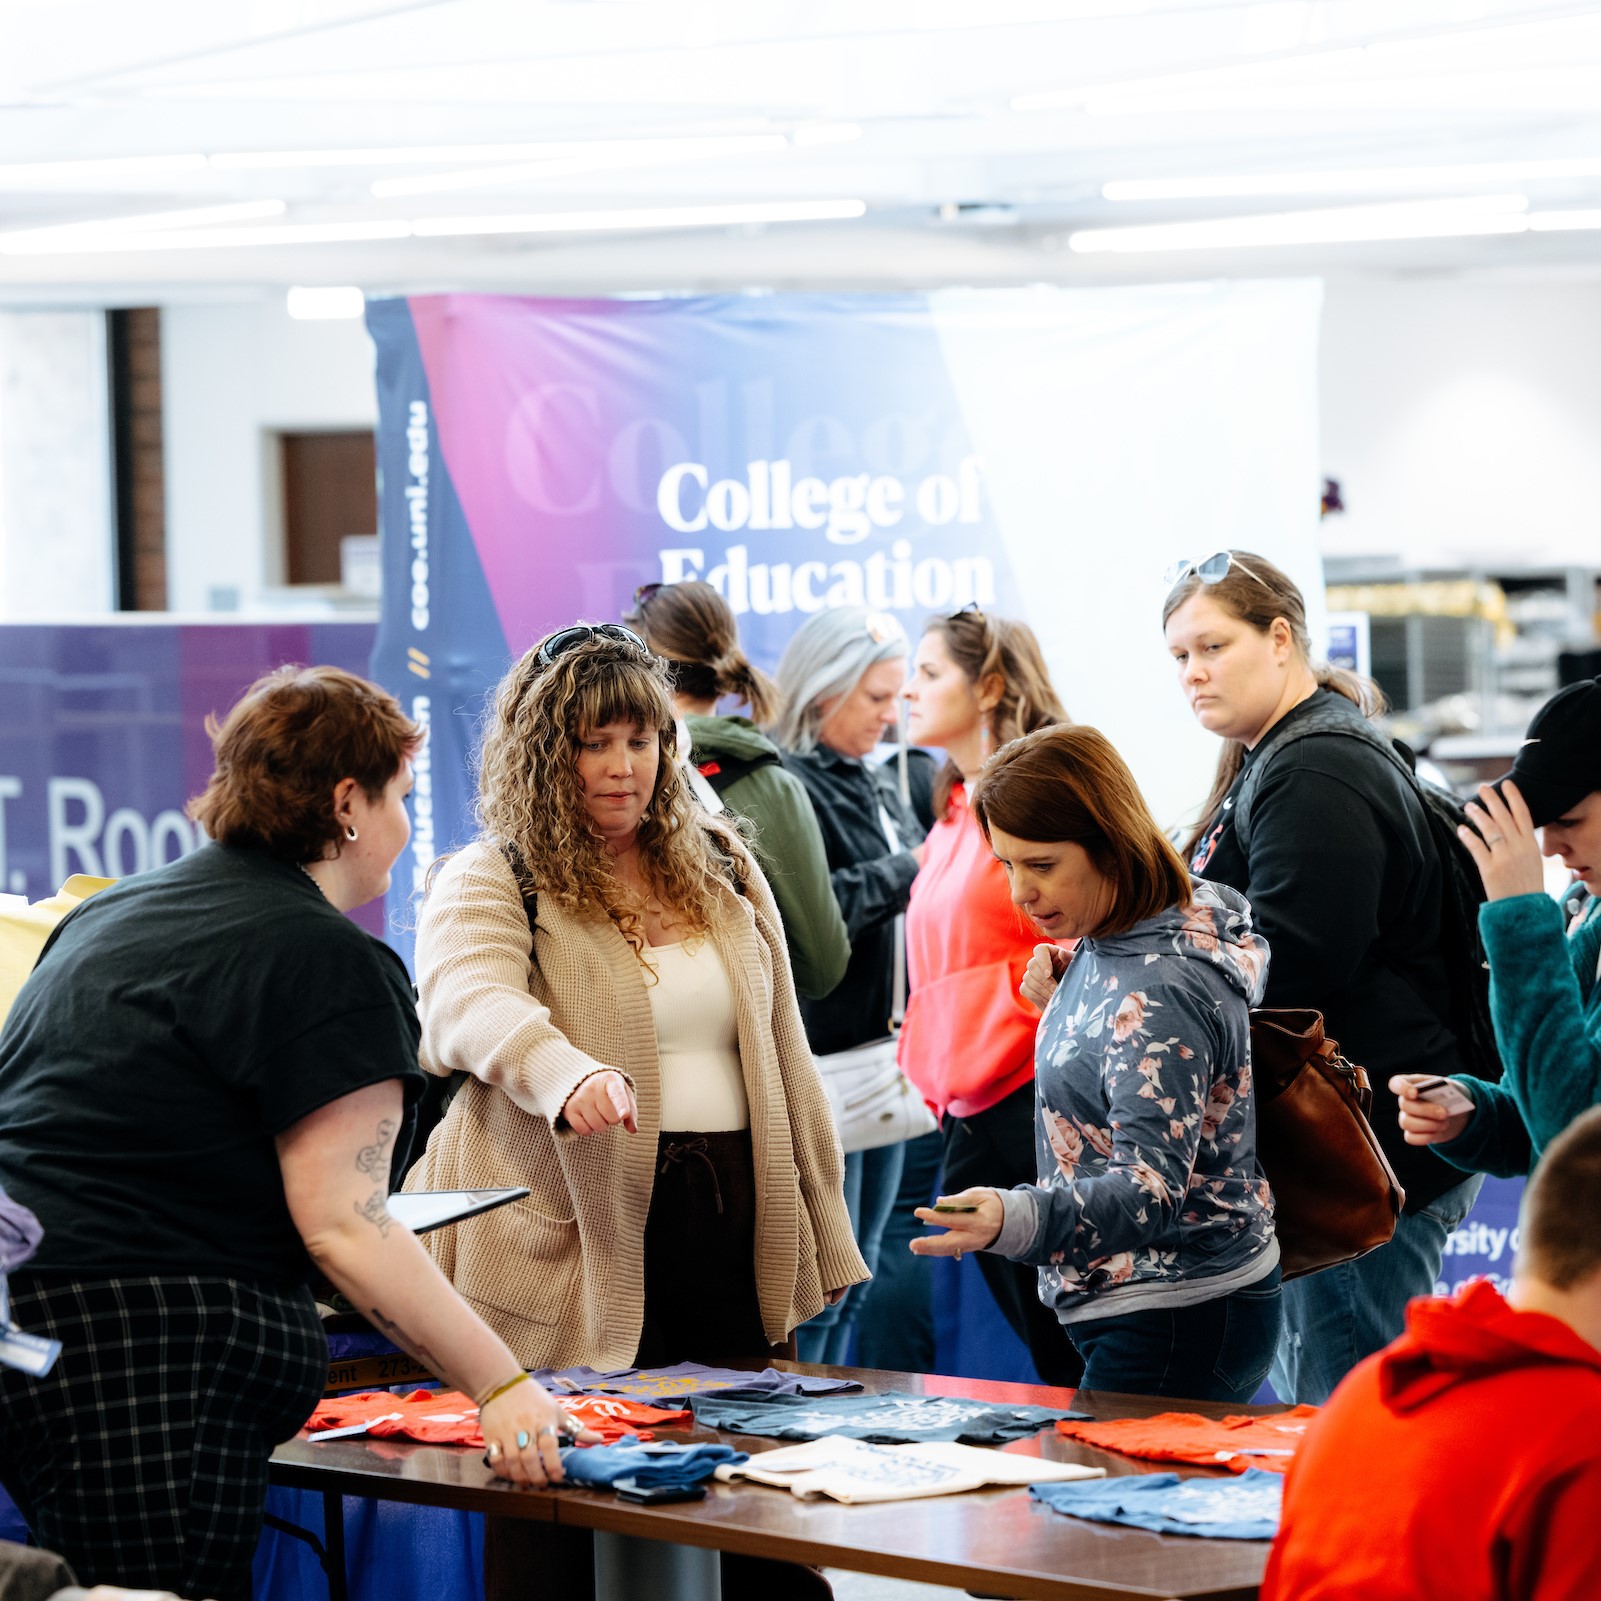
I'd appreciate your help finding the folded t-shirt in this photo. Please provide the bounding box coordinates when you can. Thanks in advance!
[530,1362,861,1402]
[689,1390,1088,1445]
[1054,1407,1318,1474]
[304,1388,691,1446]
[716,1436,1106,1503]
[558,1437,748,1489]
[1030,1469,1283,1540]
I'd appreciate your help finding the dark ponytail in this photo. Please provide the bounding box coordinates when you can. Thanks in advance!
[626,580,781,725]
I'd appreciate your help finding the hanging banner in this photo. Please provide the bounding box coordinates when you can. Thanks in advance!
[367,285,1325,960]
[0,620,380,932]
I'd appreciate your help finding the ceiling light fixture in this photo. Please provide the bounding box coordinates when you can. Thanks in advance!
[1069,195,1530,253]
[411,198,868,237]
[0,200,868,256]
[209,143,591,169]
[1104,156,1601,201]
[1527,209,1601,231]
[790,123,863,146]
[0,200,287,251]
[371,134,791,199]
[0,154,210,185]
[287,286,366,320]
[0,220,413,256]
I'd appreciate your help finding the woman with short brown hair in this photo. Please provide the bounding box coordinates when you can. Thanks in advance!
[913,724,1282,1402]
[0,666,580,1601]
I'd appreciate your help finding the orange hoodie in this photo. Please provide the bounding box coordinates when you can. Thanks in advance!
[1263,1280,1601,1601]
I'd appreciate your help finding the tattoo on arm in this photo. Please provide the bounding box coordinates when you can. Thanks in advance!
[366,1307,443,1375]
[355,1118,397,1179]
[355,1188,393,1237]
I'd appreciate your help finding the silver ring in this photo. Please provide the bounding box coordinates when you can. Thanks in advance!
[1484,833,1505,846]
[538,1424,558,1438]
[955,1249,963,1261]
[486,1441,503,1461]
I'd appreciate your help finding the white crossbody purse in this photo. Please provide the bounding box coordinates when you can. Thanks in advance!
[814,770,939,1154]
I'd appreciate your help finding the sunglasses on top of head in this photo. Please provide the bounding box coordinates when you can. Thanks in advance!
[1162,551,1267,590]
[535,623,651,669]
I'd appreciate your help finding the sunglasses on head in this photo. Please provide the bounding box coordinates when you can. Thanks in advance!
[632,581,664,611]
[535,623,650,669]
[1162,551,1268,590]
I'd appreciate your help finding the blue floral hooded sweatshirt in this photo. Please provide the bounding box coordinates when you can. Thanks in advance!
[989,879,1279,1322]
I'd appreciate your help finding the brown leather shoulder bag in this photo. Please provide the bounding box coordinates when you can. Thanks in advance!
[1250,1008,1406,1281]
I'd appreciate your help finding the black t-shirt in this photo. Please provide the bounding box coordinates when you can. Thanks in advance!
[0,843,423,1283]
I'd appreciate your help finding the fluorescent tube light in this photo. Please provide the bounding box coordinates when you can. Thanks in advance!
[371,134,790,199]
[0,200,866,256]
[0,154,209,184]
[0,220,413,256]
[1104,157,1601,201]
[0,200,287,251]
[287,286,366,320]
[1528,209,1601,231]
[210,144,586,169]
[1069,195,1530,254]
[791,123,863,146]
[410,199,868,237]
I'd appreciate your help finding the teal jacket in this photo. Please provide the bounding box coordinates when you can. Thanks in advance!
[684,714,850,1001]
[1439,892,1601,1178]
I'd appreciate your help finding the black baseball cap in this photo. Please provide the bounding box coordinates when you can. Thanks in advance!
[1497,675,1601,826]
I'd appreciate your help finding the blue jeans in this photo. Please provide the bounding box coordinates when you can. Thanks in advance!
[795,1141,905,1365]
[1069,1266,1283,1404]
[1270,1173,1483,1405]
[854,1129,943,1373]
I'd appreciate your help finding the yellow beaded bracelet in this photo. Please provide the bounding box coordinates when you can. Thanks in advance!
[476,1371,530,1409]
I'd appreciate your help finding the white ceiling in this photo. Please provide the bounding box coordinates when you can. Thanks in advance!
[10,0,1601,301]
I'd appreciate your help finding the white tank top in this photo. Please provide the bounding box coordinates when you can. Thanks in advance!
[646,938,749,1132]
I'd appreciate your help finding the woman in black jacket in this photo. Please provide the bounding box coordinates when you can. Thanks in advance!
[771,607,925,1364]
[1161,551,1482,1405]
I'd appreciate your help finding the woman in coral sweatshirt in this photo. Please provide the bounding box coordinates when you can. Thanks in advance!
[897,605,1080,1384]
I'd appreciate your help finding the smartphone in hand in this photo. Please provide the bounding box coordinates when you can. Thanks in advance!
[1411,1076,1476,1117]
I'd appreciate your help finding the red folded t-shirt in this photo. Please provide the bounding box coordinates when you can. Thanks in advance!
[1055,1406,1320,1474]
[304,1388,692,1446]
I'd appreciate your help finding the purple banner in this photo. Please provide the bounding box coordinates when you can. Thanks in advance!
[0,620,380,933]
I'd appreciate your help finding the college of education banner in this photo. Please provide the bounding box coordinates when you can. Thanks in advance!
[367,283,1327,956]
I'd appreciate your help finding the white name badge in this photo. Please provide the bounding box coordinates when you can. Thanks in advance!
[0,1324,61,1377]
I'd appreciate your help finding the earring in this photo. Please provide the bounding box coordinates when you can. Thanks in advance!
[980,723,994,760]
[345,824,359,842]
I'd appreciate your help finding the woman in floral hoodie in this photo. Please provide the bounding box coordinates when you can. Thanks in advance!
[913,725,1282,1401]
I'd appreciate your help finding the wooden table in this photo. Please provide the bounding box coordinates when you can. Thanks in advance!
[270,1364,1274,1601]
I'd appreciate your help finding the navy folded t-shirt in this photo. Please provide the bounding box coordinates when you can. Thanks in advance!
[688,1390,1088,1444]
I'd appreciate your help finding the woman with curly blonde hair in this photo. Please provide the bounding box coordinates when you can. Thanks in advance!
[405,623,865,1601]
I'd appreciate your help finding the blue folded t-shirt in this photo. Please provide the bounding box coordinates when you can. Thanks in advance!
[558,1438,748,1490]
[1030,1468,1282,1540]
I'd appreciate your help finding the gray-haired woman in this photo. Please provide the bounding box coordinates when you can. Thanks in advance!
[772,607,925,1362]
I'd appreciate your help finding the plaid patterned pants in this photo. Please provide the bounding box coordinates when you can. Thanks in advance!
[0,1274,326,1601]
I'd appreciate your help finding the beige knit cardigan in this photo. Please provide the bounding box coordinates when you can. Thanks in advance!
[404,838,869,1371]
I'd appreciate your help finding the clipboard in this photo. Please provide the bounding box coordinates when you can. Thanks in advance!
[386,1188,529,1235]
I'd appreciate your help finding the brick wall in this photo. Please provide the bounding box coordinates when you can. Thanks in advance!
[111,307,167,610]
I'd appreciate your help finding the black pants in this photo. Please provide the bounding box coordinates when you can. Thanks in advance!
[0,1274,326,1601]
[942,1085,1086,1389]
[486,1131,828,1601]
